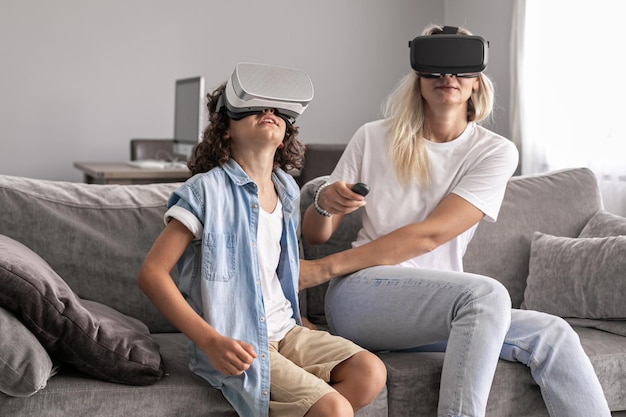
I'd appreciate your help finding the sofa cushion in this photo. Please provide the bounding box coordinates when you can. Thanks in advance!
[523,231,626,319]
[575,326,626,411]
[565,318,626,338]
[0,175,180,333]
[0,234,164,385]
[0,305,58,397]
[0,332,388,417]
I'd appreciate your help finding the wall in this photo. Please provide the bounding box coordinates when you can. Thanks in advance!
[0,0,514,182]
[445,0,516,139]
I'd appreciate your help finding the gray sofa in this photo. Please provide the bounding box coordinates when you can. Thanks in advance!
[0,167,625,416]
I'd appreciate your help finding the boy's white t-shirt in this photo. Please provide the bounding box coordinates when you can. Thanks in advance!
[329,119,519,272]
[257,199,296,341]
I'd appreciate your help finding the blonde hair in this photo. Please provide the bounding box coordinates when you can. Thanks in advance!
[383,24,495,186]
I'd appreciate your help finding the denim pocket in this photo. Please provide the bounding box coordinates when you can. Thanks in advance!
[202,233,236,282]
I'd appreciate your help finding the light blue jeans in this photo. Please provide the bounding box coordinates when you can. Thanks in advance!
[325,266,611,417]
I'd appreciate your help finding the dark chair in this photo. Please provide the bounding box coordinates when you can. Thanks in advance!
[296,143,346,188]
[130,139,176,161]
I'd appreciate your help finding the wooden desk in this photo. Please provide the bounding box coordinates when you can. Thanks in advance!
[74,162,191,185]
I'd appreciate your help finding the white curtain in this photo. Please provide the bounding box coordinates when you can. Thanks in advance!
[512,0,626,216]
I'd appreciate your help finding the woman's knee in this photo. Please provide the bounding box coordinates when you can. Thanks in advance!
[538,313,580,347]
[507,309,581,357]
[463,274,512,318]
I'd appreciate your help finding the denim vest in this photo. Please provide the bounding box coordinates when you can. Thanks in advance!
[168,159,302,417]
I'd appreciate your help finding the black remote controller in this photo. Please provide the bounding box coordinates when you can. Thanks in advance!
[351,182,370,197]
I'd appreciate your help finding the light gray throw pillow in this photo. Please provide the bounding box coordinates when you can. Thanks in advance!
[579,209,626,237]
[0,306,59,397]
[523,231,626,319]
[565,209,626,334]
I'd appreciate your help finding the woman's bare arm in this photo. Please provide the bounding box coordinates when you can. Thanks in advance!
[300,192,484,289]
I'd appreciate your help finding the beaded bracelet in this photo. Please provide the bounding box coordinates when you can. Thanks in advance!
[313,182,332,217]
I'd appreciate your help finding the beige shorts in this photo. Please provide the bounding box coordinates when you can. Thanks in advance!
[268,325,364,417]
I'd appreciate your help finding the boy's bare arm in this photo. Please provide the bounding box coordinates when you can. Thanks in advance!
[139,220,256,376]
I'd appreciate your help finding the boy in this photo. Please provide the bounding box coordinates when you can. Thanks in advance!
[138,63,386,417]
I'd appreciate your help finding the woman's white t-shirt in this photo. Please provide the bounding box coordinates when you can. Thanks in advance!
[329,119,519,272]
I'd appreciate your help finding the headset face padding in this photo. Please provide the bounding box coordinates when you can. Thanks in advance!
[224,108,293,125]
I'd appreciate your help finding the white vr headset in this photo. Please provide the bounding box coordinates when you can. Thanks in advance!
[216,62,314,125]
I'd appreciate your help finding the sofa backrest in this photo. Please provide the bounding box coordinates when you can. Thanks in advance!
[0,168,603,333]
[463,167,602,307]
[299,167,603,323]
[0,175,180,333]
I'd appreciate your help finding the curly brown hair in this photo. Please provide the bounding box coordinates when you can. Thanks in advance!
[187,83,306,176]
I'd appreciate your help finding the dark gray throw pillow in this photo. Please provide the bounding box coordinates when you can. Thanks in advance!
[523,231,626,319]
[0,234,164,385]
[0,305,59,397]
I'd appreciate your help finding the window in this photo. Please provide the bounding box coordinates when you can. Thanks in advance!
[513,0,626,215]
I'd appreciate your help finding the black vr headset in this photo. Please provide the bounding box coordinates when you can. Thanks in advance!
[408,26,489,76]
[216,62,314,125]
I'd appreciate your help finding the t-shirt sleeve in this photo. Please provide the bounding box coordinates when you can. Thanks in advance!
[328,123,367,184]
[452,139,519,222]
[164,183,204,240]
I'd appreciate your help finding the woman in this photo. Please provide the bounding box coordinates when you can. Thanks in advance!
[301,25,610,417]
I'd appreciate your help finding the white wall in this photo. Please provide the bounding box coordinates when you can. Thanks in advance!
[0,0,514,182]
